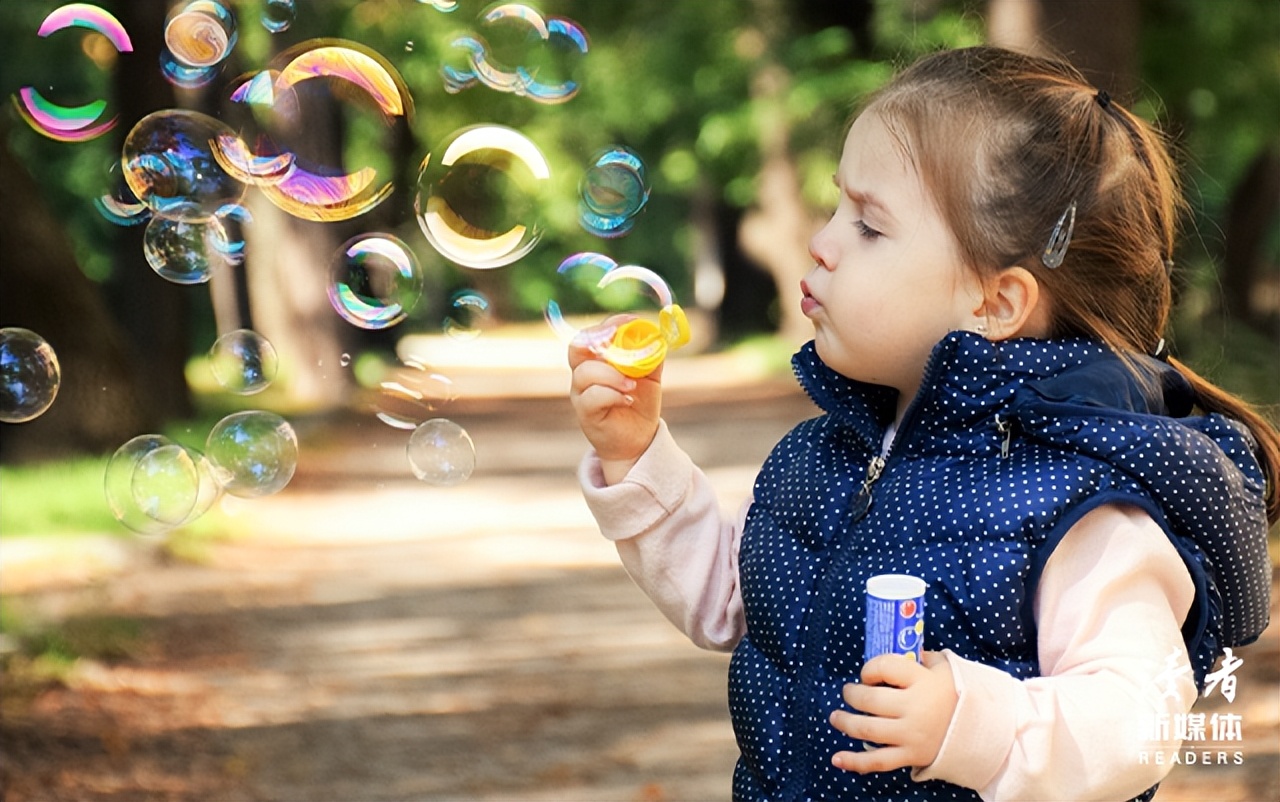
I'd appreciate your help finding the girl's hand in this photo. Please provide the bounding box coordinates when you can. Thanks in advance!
[568,319,663,484]
[828,650,957,773]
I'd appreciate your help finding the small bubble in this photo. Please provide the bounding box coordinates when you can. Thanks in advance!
[327,234,424,330]
[443,290,491,340]
[0,328,61,424]
[339,353,352,367]
[407,418,475,486]
[209,329,278,394]
[205,410,298,498]
[262,0,295,33]
[579,146,649,238]
[164,0,237,68]
[142,216,230,285]
[375,360,456,430]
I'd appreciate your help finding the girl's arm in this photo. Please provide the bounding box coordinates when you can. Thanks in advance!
[579,420,748,651]
[915,503,1198,800]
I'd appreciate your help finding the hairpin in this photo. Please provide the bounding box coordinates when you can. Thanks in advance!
[1041,200,1077,269]
[1095,90,1112,110]
[1152,338,1169,361]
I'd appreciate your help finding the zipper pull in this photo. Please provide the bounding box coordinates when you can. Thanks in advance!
[995,415,1014,458]
[849,455,886,522]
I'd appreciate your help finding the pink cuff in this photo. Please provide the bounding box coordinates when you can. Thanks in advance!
[579,420,695,541]
[911,649,1017,790]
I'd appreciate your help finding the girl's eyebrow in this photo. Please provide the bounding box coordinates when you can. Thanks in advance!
[832,174,893,221]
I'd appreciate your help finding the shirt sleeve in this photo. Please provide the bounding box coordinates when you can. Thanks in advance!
[913,503,1199,801]
[579,420,747,652]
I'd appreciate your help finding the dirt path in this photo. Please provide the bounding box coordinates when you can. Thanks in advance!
[2,383,1278,801]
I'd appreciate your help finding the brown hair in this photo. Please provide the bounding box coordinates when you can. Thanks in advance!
[864,46,1279,522]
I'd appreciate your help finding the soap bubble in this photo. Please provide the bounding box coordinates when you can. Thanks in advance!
[94,160,151,226]
[142,216,232,284]
[443,5,588,104]
[262,0,296,33]
[415,125,551,269]
[579,146,649,238]
[375,359,456,430]
[0,328,61,424]
[543,251,619,344]
[205,411,298,498]
[407,418,475,486]
[106,435,220,535]
[122,109,246,222]
[160,44,223,89]
[164,0,237,69]
[443,290,492,340]
[327,234,424,330]
[209,329,278,394]
[13,4,133,142]
[129,443,201,526]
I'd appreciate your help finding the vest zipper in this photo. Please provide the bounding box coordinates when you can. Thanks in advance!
[995,414,1014,458]
[848,454,886,522]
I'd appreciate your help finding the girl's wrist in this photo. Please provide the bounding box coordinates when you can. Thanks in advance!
[599,456,640,486]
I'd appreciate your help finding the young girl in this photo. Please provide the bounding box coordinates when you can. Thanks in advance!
[569,46,1277,802]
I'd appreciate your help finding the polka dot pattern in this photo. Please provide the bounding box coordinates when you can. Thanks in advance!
[727,333,1271,802]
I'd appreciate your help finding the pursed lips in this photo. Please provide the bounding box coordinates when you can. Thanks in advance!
[800,279,821,316]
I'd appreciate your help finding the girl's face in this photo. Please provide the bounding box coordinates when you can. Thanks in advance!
[803,110,984,417]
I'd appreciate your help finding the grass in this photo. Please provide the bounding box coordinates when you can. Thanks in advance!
[0,456,118,537]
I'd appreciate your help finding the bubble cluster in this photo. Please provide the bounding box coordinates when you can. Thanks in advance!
[415,125,550,269]
[209,329,278,394]
[407,418,475,486]
[327,234,425,330]
[579,147,650,238]
[443,3,589,104]
[205,410,298,498]
[0,328,62,424]
[105,434,220,536]
[12,4,133,142]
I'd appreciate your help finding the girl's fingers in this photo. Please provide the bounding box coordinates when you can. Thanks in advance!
[571,359,637,397]
[573,383,635,417]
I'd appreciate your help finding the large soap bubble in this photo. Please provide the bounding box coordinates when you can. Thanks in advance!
[0,328,61,424]
[164,0,237,69]
[407,418,475,486]
[205,410,298,498]
[414,125,550,269]
[327,234,425,330]
[12,4,133,142]
[122,109,247,222]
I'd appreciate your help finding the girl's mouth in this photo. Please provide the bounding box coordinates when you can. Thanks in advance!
[800,280,821,316]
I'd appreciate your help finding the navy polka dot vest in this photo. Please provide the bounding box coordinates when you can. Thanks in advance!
[729,333,1270,802]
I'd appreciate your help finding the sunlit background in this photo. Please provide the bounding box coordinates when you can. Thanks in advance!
[1,1,1276,800]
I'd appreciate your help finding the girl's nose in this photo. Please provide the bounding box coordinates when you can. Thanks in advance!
[809,226,835,271]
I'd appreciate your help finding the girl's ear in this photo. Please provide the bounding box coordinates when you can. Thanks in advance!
[974,266,1050,340]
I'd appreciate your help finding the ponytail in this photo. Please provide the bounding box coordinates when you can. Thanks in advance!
[1170,356,1280,524]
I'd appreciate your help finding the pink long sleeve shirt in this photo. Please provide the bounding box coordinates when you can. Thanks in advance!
[580,420,1199,801]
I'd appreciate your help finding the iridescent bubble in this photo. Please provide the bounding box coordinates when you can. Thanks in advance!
[142,216,232,284]
[327,234,424,330]
[37,3,134,51]
[13,4,133,142]
[209,329,278,394]
[543,251,619,344]
[375,359,456,430]
[94,159,151,226]
[407,418,475,486]
[205,410,298,498]
[417,0,459,10]
[515,15,590,104]
[208,203,251,264]
[106,435,220,535]
[414,125,550,269]
[160,44,223,89]
[579,146,649,238]
[443,5,588,104]
[262,0,296,33]
[443,290,492,340]
[0,328,61,424]
[165,0,237,68]
[122,109,247,222]
[239,40,411,222]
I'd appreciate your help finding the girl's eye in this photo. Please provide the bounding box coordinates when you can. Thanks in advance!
[855,220,882,240]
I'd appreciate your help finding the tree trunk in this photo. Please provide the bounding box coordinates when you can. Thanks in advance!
[1222,143,1280,329]
[0,134,155,462]
[987,0,1140,98]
